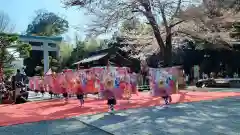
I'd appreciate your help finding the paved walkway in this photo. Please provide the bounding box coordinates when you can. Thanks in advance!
[76,97,240,135]
[27,91,54,101]
[27,91,99,101]
[0,97,239,135]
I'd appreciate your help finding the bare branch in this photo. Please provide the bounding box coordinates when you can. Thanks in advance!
[172,0,182,18]
[0,11,14,33]
[169,20,184,28]
[3,51,18,64]
[159,3,169,29]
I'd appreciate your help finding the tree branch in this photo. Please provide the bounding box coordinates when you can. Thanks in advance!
[176,30,233,49]
[159,4,169,29]
[3,51,18,64]
[171,0,182,20]
[169,20,184,28]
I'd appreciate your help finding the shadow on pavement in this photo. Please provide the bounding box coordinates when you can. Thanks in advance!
[0,118,112,135]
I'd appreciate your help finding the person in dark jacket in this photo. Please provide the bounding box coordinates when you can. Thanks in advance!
[12,69,29,104]
[15,69,25,82]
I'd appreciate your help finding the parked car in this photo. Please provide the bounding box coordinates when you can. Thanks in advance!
[196,78,231,88]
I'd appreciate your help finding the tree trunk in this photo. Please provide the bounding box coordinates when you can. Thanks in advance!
[163,31,173,67]
[145,14,169,67]
[141,2,165,53]
[0,63,3,83]
[141,2,173,67]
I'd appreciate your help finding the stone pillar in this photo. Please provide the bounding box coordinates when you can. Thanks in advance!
[43,42,49,74]
[56,42,60,59]
[56,48,60,59]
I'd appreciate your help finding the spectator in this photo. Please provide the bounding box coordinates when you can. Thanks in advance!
[12,69,29,104]
[15,69,25,83]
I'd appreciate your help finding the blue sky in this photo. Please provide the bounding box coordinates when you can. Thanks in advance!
[0,0,90,42]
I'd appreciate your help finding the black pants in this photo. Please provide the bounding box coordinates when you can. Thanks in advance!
[22,92,29,100]
[15,96,27,104]
[63,93,68,98]
[77,94,84,105]
[34,90,39,93]
[107,98,116,105]
[40,90,45,94]
[107,98,116,112]
[162,96,171,105]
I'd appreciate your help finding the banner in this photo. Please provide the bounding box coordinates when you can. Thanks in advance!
[149,68,177,97]
[130,72,138,94]
[65,72,78,94]
[29,66,138,98]
[92,67,105,91]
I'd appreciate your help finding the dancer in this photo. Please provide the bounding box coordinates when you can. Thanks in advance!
[48,85,53,99]
[162,92,172,105]
[162,77,172,106]
[49,90,53,99]
[34,89,39,96]
[76,80,84,107]
[107,92,116,114]
[61,84,68,103]
[105,80,116,114]
[40,85,45,97]
[130,72,138,96]
[34,77,39,96]
[38,77,45,97]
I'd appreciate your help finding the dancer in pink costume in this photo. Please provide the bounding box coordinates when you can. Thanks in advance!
[61,84,68,103]
[130,72,138,95]
[149,68,173,106]
[33,77,40,95]
[161,77,173,105]
[39,77,45,97]
[76,80,84,107]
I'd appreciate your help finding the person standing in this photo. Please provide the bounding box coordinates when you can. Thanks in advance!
[15,69,24,98]
[15,69,25,83]
[13,69,28,103]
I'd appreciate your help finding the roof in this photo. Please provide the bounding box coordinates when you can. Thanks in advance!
[19,35,63,42]
[73,53,108,65]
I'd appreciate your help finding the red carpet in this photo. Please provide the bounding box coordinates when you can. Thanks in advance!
[0,91,239,126]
